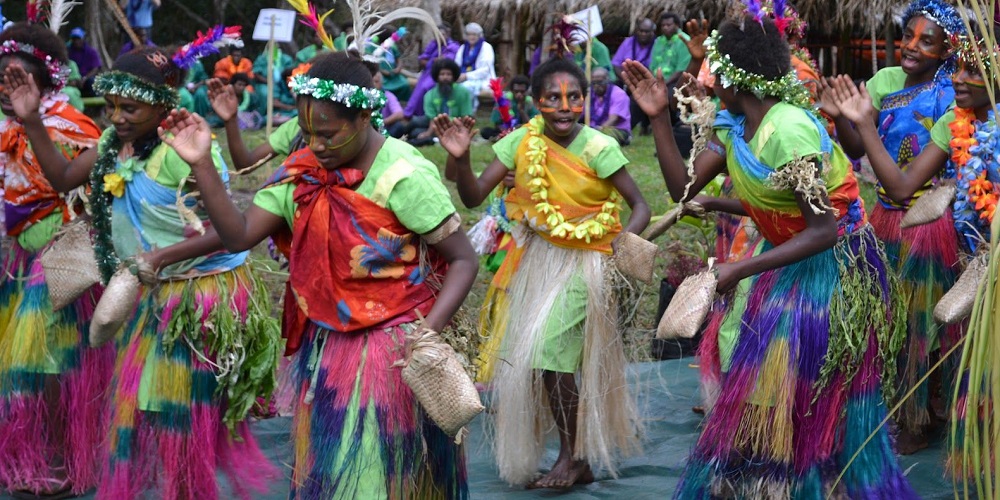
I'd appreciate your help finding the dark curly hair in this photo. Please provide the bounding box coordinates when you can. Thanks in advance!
[659,12,682,25]
[716,16,790,81]
[530,57,588,99]
[111,46,186,88]
[0,21,69,91]
[431,57,461,83]
[509,74,530,89]
[303,51,376,120]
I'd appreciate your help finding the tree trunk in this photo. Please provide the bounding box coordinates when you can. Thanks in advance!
[86,0,114,68]
[421,0,442,46]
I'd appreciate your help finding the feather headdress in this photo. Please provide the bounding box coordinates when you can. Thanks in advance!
[172,25,243,71]
[346,0,444,64]
[287,0,336,50]
[25,0,82,33]
[545,15,586,59]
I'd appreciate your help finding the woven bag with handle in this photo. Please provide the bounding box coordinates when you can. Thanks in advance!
[934,251,988,324]
[900,180,957,228]
[40,220,101,311]
[90,268,141,347]
[398,327,484,439]
[615,232,657,284]
[656,258,717,339]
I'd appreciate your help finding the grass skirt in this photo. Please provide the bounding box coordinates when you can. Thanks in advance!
[288,321,468,499]
[97,265,278,500]
[676,225,915,499]
[0,240,112,495]
[870,204,963,434]
[488,230,641,485]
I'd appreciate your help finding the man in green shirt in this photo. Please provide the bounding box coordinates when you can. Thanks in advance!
[481,75,539,140]
[635,12,690,134]
[406,58,472,146]
[574,38,615,83]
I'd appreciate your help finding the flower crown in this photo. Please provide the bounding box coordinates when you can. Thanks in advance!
[0,40,69,90]
[288,74,387,131]
[705,29,813,109]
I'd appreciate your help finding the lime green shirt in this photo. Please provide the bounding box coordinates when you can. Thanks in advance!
[423,85,473,118]
[493,125,628,179]
[649,33,691,77]
[254,137,456,235]
[930,109,956,152]
[866,67,909,110]
[268,119,302,156]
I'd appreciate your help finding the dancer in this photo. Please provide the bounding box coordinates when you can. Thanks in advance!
[622,9,913,497]
[825,0,966,453]
[0,19,109,498]
[437,57,649,489]
[6,35,281,498]
[164,50,478,498]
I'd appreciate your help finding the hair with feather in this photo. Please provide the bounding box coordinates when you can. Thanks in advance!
[546,15,586,59]
[171,25,243,71]
[287,0,336,50]
[26,0,44,24]
[47,0,81,34]
[345,0,444,64]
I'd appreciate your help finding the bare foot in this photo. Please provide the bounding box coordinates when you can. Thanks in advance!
[526,458,594,490]
[896,427,929,455]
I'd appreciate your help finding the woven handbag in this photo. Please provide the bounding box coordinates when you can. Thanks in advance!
[615,232,657,284]
[40,220,101,311]
[656,259,717,339]
[90,268,141,347]
[900,180,957,228]
[935,251,988,324]
[400,328,484,438]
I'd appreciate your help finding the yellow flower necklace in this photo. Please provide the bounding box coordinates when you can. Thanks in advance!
[524,115,620,242]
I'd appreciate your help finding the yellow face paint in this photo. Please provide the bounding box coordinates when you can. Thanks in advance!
[302,100,360,150]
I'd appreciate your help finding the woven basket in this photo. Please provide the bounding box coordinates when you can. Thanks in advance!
[901,180,956,228]
[934,252,988,324]
[656,260,717,339]
[400,329,484,438]
[615,232,657,284]
[90,268,141,347]
[40,221,101,311]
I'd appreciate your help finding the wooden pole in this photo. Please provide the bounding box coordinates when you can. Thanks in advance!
[266,14,276,138]
[584,11,593,127]
[101,0,141,46]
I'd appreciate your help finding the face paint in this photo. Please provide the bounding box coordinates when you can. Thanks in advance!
[301,100,361,151]
[953,61,987,88]
[903,17,945,59]
[538,75,584,114]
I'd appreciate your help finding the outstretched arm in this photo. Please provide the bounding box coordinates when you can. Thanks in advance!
[159,109,285,252]
[208,78,277,170]
[4,64,96,191]
[432,115,505,206]
[830,77,947,202]
[620,60,726,201]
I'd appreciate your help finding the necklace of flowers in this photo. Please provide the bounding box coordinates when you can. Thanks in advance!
[790,46,818,75]
[524,115,620,242]
[950,106,999,239]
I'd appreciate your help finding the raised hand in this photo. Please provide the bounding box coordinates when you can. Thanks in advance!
[678,72,707,100]
[206,78,239,123]
[429,114,474,158]
[620,60,670,119]
[159,109,214,168]
[684,19,710,60]
[3,63,42,120]
[817,77,842,118]
[828,75,874,126]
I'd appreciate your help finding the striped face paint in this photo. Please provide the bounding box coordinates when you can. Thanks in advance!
[537,73,585,114]
[902,16,946,60]
[300,99,359,151]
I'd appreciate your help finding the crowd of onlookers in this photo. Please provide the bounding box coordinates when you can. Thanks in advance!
[58,13,691,146]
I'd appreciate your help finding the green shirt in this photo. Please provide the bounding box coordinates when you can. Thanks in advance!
[334,33,348,52]
[268,119,302,156]
[574,39,614,81]
[649,33,692,77]
[866,67,909,110]
[254,137,456,234]
[185,60,209,85]
[930,109,956,152]
[490,93,539,126]
[423,85,473,118]
[493,125,628,179]
[296,44,328,64]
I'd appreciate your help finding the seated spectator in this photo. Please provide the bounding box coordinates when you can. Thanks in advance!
[404,22,460,119]
[213,46,252,82]
[374,72,405,138]
[454,22,494,108]
[179,59,209,113]
[481,75,538,141]
[230,72,264,129]
[253,67,298,125]
[66,27,101,95]
[252,44,294,92]
[296,33,327,64]
[61,59,85,110]
[118,26,156,55]
[376,28,411,101]
[587,67,631,145]
[406,58,472,146]
[612,18,655,82]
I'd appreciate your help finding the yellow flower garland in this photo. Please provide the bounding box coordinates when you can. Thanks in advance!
[525,115,620,243]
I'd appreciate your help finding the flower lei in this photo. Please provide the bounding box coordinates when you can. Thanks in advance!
[524,115,620,242]
[93,70,180,108]
[90,129,126,283]
[0,40,69,90]
[705,30,813,112]
[950,106,1000,248]
[288,74,387,132]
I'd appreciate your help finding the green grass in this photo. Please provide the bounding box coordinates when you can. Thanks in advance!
[215,121,877,363]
